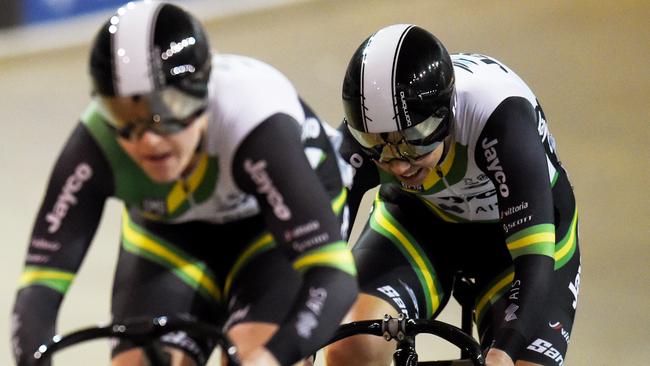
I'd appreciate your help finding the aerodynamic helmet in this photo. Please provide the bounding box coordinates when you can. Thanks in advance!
[89,1,212,138]
[342,24,455,162]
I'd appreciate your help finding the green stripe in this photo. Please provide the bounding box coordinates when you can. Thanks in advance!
[20,266,75,294]
[509,242,555,258]
[551,170,559,187]
[293,241,357,276]
[121,236,217,302]
[474,267,514,327]
[506,223,555,243]
[331,188,347,216]
[82,103,176,205]
[423,143,468,194]
[554,208,579,269]
[122,216,219,302]
[224,233,276,298]
[190,156,219,204]
[370,200,442,318]
[476,206,580,323]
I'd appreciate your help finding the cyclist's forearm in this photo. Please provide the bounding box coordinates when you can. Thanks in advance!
[265,267,358,365]
[493,254,554,360]
[11,286,63,366]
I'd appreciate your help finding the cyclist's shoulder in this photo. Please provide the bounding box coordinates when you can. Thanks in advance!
[209,54,299,103]
[452,53,537,107]
[451,53,542,141]
[207,54,304,140]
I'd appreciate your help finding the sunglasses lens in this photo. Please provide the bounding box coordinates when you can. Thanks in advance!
[97,87,207,139]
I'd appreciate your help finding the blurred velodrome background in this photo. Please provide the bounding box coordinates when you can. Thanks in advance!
[1,1,648,365]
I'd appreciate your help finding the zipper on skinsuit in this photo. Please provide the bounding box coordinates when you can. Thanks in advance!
[182,179,196,206]
[435,167,472,220]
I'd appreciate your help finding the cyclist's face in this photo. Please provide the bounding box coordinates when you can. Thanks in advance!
[374,138,447,186]
[117,112,208,183]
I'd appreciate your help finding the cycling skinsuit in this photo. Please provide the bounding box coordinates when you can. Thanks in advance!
[12,54,357,366]
[338,53,580,365]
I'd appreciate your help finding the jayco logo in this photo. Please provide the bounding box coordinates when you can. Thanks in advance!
[244,159,291,220]
[45,163,93,233]
[481,137,510,198]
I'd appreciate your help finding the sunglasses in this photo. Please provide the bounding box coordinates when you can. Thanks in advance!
[348,107,450,163]
[97,87,208,140]
[106,107,206,140]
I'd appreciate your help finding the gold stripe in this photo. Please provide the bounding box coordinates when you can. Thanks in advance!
[167,154,209,213]
[555,211,578,262]
[122,210,221,301]
[422,142,456,190]
[167,182,186,213]
[475,272,515,319]
[20,270,74,284]
[507,232,555,250]
[292,250,353,271]
[331,188,347,215]
[224,234,273,297]
[374,203,440,312]
[186,154,208,191]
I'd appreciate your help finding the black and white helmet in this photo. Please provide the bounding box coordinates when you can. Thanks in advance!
[89,1,212,138]
[342,24,455,161]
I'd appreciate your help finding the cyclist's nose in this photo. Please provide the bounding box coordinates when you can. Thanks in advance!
[138,129,165,144]
[388,159,412,175]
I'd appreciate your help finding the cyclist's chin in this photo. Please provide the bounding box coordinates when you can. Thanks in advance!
[140,158,183,183]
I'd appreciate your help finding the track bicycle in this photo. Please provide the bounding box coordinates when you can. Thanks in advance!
[32,315,240,365]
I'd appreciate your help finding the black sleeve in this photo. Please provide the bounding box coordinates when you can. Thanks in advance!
[232,114,358,365]
[336,122,381,238]
[475,97,556,360]
[11,123,113,366]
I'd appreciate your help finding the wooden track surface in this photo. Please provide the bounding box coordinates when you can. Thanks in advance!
[1,1,647,364]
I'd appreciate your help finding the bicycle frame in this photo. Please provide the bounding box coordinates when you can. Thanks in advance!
[32,316,240,366]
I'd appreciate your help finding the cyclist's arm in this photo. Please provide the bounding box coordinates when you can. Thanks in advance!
[233,114,358,366]
[475,97,555,361]
[11,123,113,366]
[336,122,381,238]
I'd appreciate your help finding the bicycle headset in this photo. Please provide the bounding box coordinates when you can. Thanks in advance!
[89,1,212,139]
[342,24,455,163]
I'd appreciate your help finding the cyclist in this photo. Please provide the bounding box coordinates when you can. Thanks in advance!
[10,2,358,366]
[325,24,581,366]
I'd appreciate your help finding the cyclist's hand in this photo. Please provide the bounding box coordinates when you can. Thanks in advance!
[240,347,279,366]
[485,348,514,366]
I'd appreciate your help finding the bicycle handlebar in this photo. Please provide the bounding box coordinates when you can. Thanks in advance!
[328,315,485,366]
[32,316,240,366]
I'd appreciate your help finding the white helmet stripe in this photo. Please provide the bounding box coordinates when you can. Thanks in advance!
[360,24,413,133]
[111,1,162,95]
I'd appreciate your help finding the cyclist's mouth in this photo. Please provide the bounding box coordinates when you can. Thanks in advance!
[400,168,426,184]
[143,152,173,164]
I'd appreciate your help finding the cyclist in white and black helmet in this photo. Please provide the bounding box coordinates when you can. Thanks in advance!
[325,24,581,366]
[11,2,357,366]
